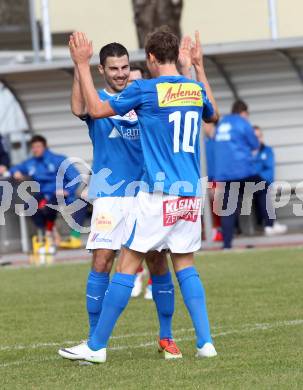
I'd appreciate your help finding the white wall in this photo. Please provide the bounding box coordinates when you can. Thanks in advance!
[182,0,270,44]
[36,0,138,50]
[35,0,303,53]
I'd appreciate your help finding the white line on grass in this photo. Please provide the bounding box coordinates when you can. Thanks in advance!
[0,356,59,368]
[0,318,302,369]
[0,321,264,352]
[111,319,303,350]
[0,327,194,352]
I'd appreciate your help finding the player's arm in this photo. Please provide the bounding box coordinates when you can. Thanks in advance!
[77,62,114,118]
[71,64,87,117]
[178,36,192,78]
[191,31,219,123]
[10,160,29,180]
[69,32,115,119]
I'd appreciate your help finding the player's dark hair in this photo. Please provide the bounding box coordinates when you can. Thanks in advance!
[30,135,47,147]
[130,63,144,75]
[99,43,129,66]
[130,62,150,79]
[145,25,179,65]
[232,100,248,114]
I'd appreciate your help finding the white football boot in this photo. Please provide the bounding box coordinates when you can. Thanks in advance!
[58,342,106,363]
[196,343,217,358]
[265,222,288,236]
[131,268,146,298]
[144,284,153,300]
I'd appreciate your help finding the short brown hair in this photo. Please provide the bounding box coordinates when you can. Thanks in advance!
[145,26,179,65]
[130,63,144,75]
[30,135,47,147]
[231,100,248,114]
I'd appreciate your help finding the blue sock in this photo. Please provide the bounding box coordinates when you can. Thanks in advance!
[151,272,174,340]
[86,270,109,339]
[88,273,135,351]
[176,266,212,348]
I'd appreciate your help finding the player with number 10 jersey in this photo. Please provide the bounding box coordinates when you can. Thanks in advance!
[110,75,214,252]
[112,76,214,196]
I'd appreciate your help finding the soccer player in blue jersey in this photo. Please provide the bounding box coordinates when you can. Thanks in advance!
[59,35,182,361]
[66,28,219,363]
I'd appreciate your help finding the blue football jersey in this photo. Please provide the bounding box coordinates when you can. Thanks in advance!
[85,89,143,199]
[109,76,214,196]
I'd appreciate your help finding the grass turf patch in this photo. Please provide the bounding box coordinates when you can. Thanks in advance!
[0,247,302,389]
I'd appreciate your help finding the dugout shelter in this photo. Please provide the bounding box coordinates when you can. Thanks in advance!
[1,37,303,251]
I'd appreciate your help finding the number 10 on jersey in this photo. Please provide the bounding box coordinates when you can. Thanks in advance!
[169,110,199,154]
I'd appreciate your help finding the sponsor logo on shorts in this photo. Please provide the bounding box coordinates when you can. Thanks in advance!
[90,233,99,242]
[163,196,201,226]
[95,237,112,243]
[94,213,114,232]
[90,233,112,243]
[156,83,203,107]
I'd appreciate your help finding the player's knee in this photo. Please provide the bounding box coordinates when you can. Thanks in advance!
[115,262,123,273]
[152,262,169,275]
[92,250,115,273]
[146,251,168,275]
[172,257,194,273]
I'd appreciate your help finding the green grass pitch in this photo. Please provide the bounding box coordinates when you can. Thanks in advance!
[0,247,302,389]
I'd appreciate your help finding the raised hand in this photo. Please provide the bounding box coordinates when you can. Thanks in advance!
[178,35,193,71]
[69,32,93,65]
[190,30,203,68]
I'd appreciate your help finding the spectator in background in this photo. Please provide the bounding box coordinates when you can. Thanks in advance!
[213,100,260,249]
[204,122,222,242]
[0,133,10,176]
[253,125,287,236]
[10,135,83,246]
[128,64,146,84]
[204,122,215,182]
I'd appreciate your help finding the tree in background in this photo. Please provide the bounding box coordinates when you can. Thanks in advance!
[0,0,29,26]
[0,0,32,50]
[132,0,183,48]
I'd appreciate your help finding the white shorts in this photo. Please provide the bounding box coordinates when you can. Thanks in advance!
[123,191,202,253]
[86,197,134,250]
